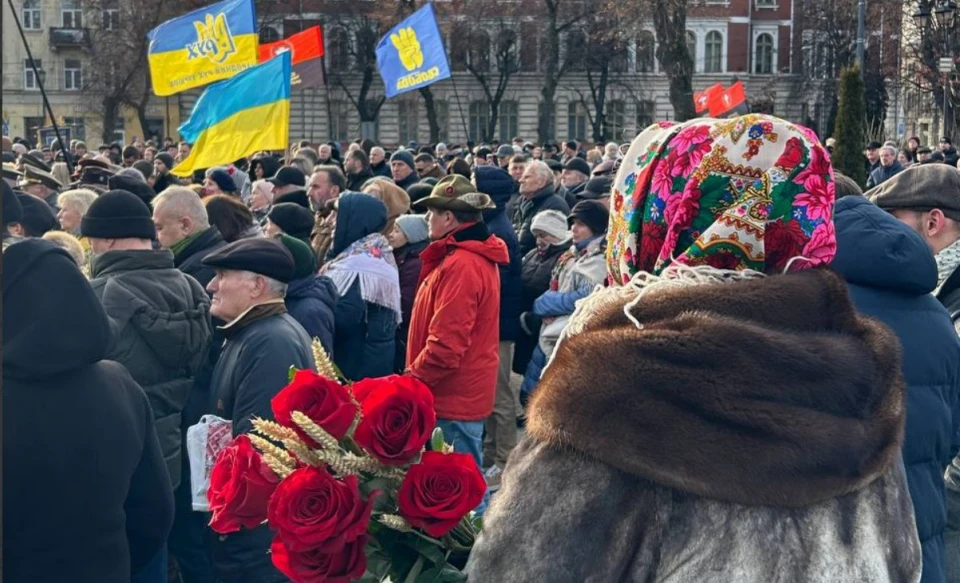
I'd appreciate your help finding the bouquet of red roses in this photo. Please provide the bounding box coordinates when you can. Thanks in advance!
[206,342,484,583]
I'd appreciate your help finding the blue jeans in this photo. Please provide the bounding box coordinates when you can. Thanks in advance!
[132,546,167,583]
[435,419,486,515]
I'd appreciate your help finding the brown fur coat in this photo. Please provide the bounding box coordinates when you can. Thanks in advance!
[468,269,921,582]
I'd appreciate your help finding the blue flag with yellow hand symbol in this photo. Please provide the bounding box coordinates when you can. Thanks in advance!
[375,4,451,98]
[147,0,259,97]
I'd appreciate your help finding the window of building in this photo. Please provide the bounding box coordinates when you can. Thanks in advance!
[469,101,489,142]
[755,33,775,74]
[24,117,45,140]
[449,25,468,72]
[23,59,41,90]
[499,100,518,142]
[497,29,518,72]
[328,29,351,73]
[519,22,538,72]
[63,117,86,141]
[355,28,378,69]
[637,31,656,73]
[686,31,697,71]
[705,31,723,73]
[565,29,586,71]
[568,102,588,141]
[22,0,41,30]
[636,99,655,130]
[435,99,449,142]
[605,100,626,141]
[259,26,281,43]
[756,0,777,6]
[398,101,419,145]
[538,101,556,141]
[64,59,82,90]
[102,7,119,30]
[361,99,380,141]
[469,31,491,72]
[62,0,82,28]
[329,100,350,142]
[611,45,629,73]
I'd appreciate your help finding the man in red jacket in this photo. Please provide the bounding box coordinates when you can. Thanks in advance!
[407,175,509,470]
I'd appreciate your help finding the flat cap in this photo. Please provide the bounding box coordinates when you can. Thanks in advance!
[579,176,613,200]
[563,157,591,176]
[201,237,296,283]
[544,159,563,172]
[868,165,960,215]
[496,145,515,158]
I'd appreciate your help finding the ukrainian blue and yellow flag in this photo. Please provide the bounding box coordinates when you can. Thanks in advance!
[375,4,451,98]
[147,0,258,97]
[171,52,291,177]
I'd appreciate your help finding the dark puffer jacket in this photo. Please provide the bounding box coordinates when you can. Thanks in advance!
[512,184,571,256]
[174,226,228,290]
[285,274,338,356]
[477,165,523,343]
[90,249,213,490]
[394,239,428,372]
[4,240,173,583]
[833,196,960,583]
[514,240,571,374]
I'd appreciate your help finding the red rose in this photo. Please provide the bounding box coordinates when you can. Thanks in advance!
[272,370,358,445]
[271,534,368,583]
[207,435,279,534]
[267,466,377,553]
[765,218,807,270]
[352,375,437,466]
[397,451,486,537]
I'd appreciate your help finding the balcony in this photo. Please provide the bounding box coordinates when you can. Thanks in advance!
[49,27,90,50]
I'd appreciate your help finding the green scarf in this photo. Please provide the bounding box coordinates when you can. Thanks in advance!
[170,229,206,258]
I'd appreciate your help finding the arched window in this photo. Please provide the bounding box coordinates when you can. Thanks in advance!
[686,31,697,71]
[497,29,518,72]
[705,31,722,73]
[566,29,586,71]
[469,30,491,72]
[637,31,656,73]
[755,33,774,74]
[469,101,490,142]
[259,26,280,44]
[499,100,518,141]
[328,29,351,73]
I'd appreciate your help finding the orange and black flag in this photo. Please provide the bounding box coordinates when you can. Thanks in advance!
[708,81,749,118]
[259,26,324,89]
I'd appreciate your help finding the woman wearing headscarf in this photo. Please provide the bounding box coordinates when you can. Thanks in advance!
[361,177,411,237]
[468,116,921,582]
[319,193,401,381]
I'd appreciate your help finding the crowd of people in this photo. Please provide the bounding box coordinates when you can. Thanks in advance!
[3,118,960,583]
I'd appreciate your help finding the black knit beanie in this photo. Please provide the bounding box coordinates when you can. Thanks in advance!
[268,203,315,242]
[568,199,609,236]
[81,189,156,240]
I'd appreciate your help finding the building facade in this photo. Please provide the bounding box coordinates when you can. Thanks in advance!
[1,0,178,146]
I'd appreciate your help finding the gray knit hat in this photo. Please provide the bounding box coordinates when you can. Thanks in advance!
[390,150,416,171]
[395,214,429,245]
[530,209,569,241]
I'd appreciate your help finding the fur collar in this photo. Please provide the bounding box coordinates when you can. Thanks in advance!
[528,269,905,508]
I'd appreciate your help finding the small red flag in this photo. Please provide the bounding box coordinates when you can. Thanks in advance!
[694,83,723,114]
[259,26,324,89]
[708,81,748,118]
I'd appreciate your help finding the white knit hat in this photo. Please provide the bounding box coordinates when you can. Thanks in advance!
[530,209,569,241]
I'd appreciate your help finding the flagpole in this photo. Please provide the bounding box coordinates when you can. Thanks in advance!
[7,0,72,174]
[449,73,470,144]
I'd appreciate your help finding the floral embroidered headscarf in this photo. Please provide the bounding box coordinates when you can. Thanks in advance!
[607,115,836,285]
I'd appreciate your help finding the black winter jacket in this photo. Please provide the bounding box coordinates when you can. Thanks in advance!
[512,185,571,256]
[90,249,212,489]
[3,240,173,583]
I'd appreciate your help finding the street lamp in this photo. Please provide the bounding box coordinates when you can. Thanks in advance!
[913,4,932,29]
[936,0,957,28]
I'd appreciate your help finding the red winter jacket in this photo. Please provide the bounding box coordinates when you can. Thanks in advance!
[406,221,509,421]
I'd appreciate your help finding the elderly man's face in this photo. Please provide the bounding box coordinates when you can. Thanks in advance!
[370,148,385,165]
[152,202,192,249]
[519,165,547,196]
[318,145,332,160]
[880,148,896,167]
[207,269,258,321]
[561,169,587,188]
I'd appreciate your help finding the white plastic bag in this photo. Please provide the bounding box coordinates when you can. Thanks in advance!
[186,415,233,511]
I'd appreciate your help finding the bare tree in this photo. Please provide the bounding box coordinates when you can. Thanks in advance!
[536,0,591,143]
[651,0,695,122]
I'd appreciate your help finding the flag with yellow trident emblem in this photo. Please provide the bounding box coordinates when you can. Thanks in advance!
[147,0,259,96]
[375,4,451,98]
